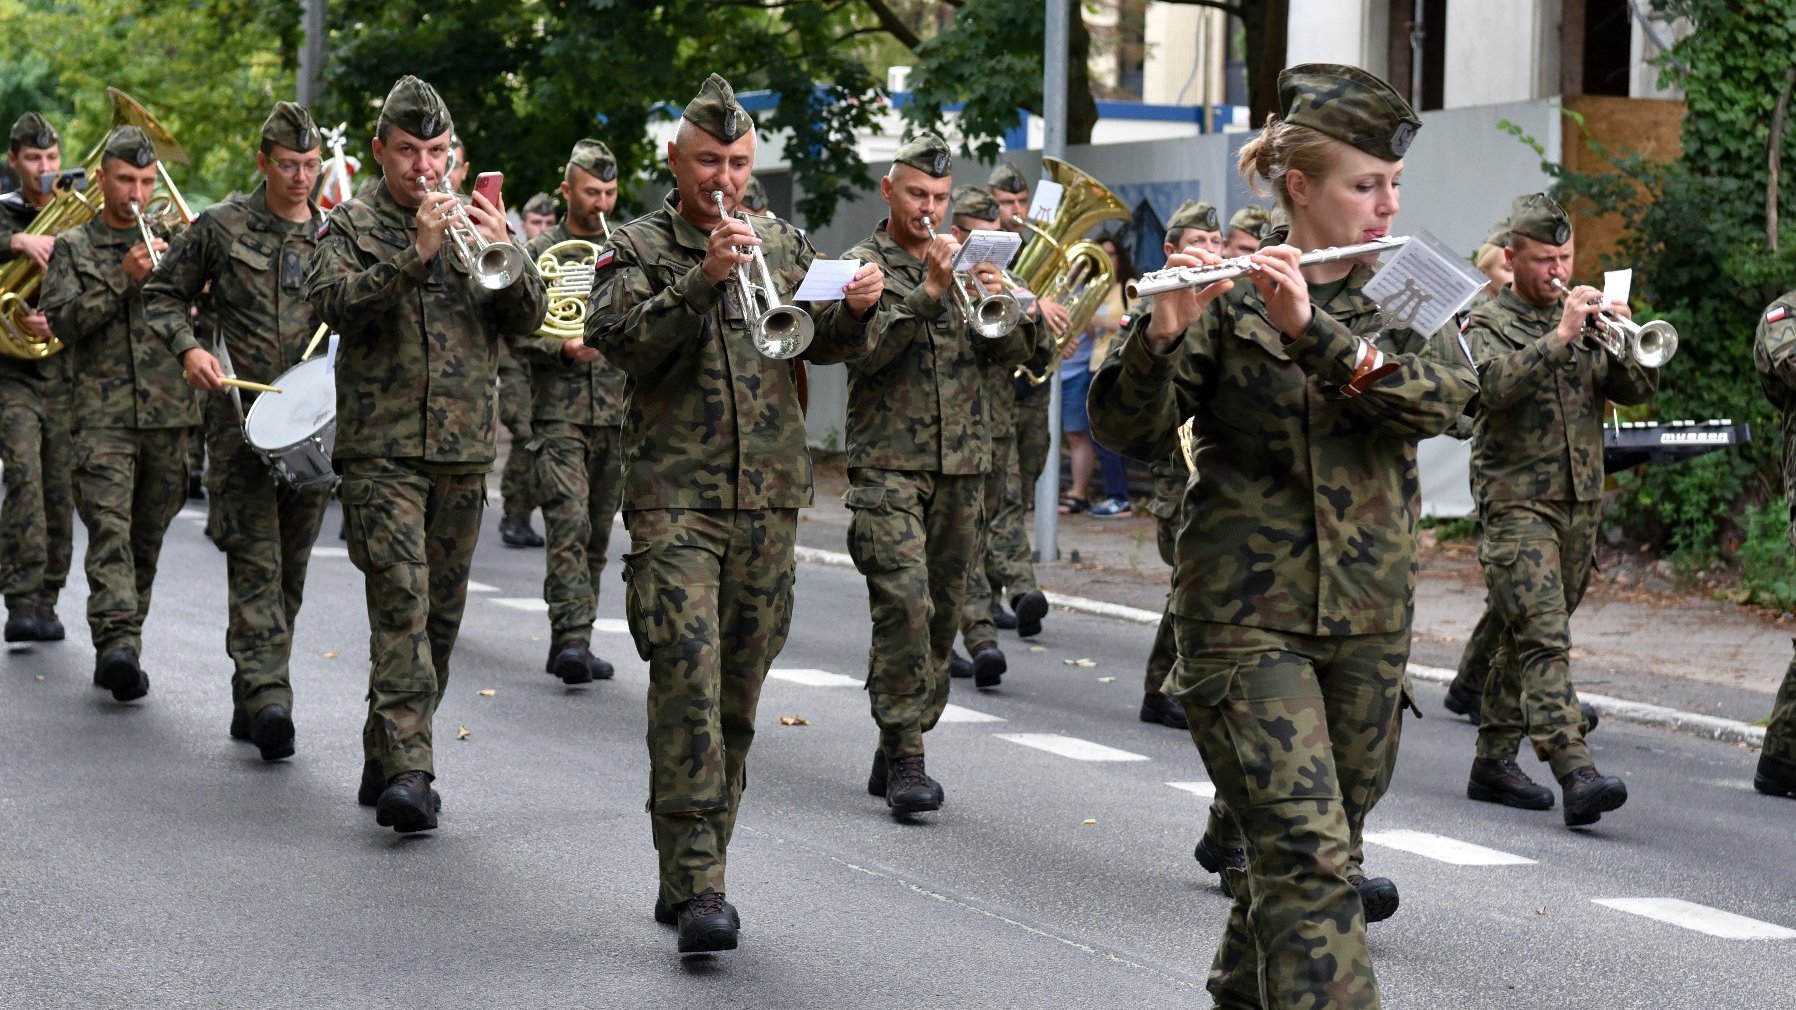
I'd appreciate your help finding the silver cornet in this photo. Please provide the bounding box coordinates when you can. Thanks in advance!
[419,157,526,290]
[924,214,1021,339]
[712,189,813,359]
[1551,278,1678,367]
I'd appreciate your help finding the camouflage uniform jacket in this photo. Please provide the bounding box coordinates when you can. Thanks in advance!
[0,193,66,389]
[513,222,627,428]
[1467,285,1658,505]
[585,190,874,510]
[40,217,198,430]
[303,182,548,465]
[844,219,1033,475]
[1752,290,1796,537]
[1088,263,1478,636]
[143,182,323,396]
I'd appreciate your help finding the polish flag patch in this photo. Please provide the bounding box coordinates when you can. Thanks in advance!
[593,248,616,271]
[1769,306,1789,324]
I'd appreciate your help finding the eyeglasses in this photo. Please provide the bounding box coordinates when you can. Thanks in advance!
[271,159,322,177]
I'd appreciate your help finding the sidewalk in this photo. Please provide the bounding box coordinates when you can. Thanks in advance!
[802,460,1784,739]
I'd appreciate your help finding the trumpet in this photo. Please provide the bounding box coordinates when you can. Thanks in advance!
[923,214,1021,339]
[129,197,185,269]
[712,189,813,359]
[418,158,526,290]
[1127,236,1409,299]
[1550,278,1677,367]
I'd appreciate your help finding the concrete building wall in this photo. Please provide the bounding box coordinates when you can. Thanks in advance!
[1443,1,1547,108]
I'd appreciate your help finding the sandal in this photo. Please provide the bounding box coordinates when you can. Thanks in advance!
[1058,495,1090,515]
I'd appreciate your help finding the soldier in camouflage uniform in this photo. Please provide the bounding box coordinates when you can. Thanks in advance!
[515,138,624,685]
[520,191,558,241]
[739,174,770,216]
[1091,64,1477,1009]
[40,126,202,702]
[143,102,331,761]
[845,135,1033,818]
[1461,194,1654,827]
[1223,203,1271,259]
[946,183,1050,688]
[0,112,73,644]
[304,76,547,833]
[1751,291,1796,799]
[496,340,543,547]
[586,74,882,953]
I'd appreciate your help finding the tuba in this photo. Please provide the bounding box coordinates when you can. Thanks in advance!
[1007,158,1128,383]
[0,88,190,359]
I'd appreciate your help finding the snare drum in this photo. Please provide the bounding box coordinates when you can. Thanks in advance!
[243,355,337,490]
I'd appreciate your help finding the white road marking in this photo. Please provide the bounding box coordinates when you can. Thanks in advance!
[1592,898,1796,940]
[311,546,349,559]
[1363,829,1535,866]
[768,668,863,688]
[593,618,631,635]
[1166,781,1217,799]
[465,580,499,593]
[996,733,1149,762]
[938,704,1004,724]
[492,598,549,613]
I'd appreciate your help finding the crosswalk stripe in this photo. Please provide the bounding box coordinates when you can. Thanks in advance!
[492,598,549,613]
[593,618,631,635]
[768,668,863,688]
[1592,898,1796,940]
[1165,781,1217,799]
[995,733,1149,762]
[938,704,1004,724]
[466,580,498,593]
[1363,829,1535,866]
[310,546,349,559]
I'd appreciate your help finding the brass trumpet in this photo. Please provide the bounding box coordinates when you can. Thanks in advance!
[712,189,813,359]
[420,154,526,290]
[1551,278,1678,367]
[923,214,1021,340]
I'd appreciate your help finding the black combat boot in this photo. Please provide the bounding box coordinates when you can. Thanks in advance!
[358,759,384,806]
[1754,752,1796,798]
[1443,679,1482,721]
[886,754,944,816]
[948,650,972,679]
[1559,765,1628,827]
[676,892,739,952]
[1349,874,1400,923]
[35,599,64,640]
[549,640,596,684]
[1011,589,1048,638]
[498,511,543,547]
[1140,692,1188,729]
[989,601,1017,630]
[4,599,42,642]
[230,707,252,742]
[656,893,739,929]
[1193,831,1244,899]
[375,771,439,833]
[867,749,887,797]
[250,703,296,761]
[1467,757,1555,810]
[970,642,1006,688]
[95,647,149,702]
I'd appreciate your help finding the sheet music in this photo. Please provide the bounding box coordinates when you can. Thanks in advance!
[1361,230,1486,336]
[1603,268,1632,307]
[792,259,862,301]
[1026,180,1064,223]
[952,229,1023,271]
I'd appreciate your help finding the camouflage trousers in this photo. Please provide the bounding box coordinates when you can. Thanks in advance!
[1146,501,1179,697]
[70,426,189,655]
[338,458,485,780]
[845,467,983,758]
[1170,618,1409,1010]
[497,357,536,515]
[1476,499,1597,779]
[1767,647,1796,763]
[960,433,1035,649]
[1015,383,1050,496]
[536,422,624,643]
[1450,601,1502,698]
[204,420,330,716]
[0,372,73,607]
[621,507,796,906]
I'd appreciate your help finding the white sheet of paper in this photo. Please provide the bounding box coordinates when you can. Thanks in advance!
[1604,268,1633,307]
[1027,180,1064,222]
[326,331,339,374]
[1361,230,1486,336]
[792,259,862,302]
[952,229,1023,271]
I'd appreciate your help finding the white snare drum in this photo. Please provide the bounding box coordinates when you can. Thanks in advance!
[242,355,337,489]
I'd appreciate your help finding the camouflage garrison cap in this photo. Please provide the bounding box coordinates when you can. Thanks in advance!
[741,174,769,213]
[988,161,1028,194]
[950,184,999,223]
[1507,192,1570,246]
[522,192,556,216]
[1228,204,1272,238]
[1277,63,1421,161]
[9,112,57,151]
[379,75,452,140]
[103,126,156,168]
[261,101,319,153]
[1263,206,1291,246]
[894,133,952,178]
[567,138,617,182]
[1485,214,1512,249]
[682,74,753,143]
[1166,199,1220,236]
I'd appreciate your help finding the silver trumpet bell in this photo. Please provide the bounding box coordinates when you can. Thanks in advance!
[1552,278,1678,367]
[421,157,527,290]
[951,271,1022,338]
[713,190,814,359]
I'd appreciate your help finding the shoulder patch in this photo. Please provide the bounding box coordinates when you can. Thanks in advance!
[315,220,330,240]
[1769,306,1788,324]
[594,248,616,271]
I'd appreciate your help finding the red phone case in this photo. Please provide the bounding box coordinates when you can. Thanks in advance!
[475,172,503,205]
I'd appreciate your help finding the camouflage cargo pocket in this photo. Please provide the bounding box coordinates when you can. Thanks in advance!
[1477,538,1521,568]
[620,543,676,661]
[843,484,901,575]
[1165,655,1241,707]
[337,475,424,572]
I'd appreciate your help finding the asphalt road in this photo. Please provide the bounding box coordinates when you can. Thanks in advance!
[2,501,1791,1009]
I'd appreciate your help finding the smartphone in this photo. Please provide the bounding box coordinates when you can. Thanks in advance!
[40,168,87,194]
[473,171,503,208]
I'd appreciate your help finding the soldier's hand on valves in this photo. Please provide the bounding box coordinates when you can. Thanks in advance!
[180,347,228,393]
[11,232,54,270]
[1144,248,1233,353]
[466,191,509,246]
[1038,297,1072,337]
[971,263,1005,296]
[122,239,165,283]
[21,311,52,343]
[562,337,600,363]
[1248,245,1312,339]
[414,191,458,263]
[702,215,759,286]
[841,263,885,315]
[1555,283,1605,345]
[921,233,960,301]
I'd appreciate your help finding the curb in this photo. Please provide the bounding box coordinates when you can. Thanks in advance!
[795,545,1769,749]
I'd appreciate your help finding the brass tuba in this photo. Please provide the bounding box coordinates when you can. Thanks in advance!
[1007,158,1128,384]
[0,88,191,359]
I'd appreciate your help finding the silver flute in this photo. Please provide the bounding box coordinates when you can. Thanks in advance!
[1127,235,1409,299]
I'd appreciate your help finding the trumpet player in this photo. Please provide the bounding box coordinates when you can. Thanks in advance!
[517,138,624,684]
[844,135,1033,820]
[0,112,73,644]
[584,74,882,954]
[1461,192,1657,826]
[40,126,200,704]
[304,75,547,834]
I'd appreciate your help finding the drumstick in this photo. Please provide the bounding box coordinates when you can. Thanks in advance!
[300,322,330,362]
[185,371,282,395]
